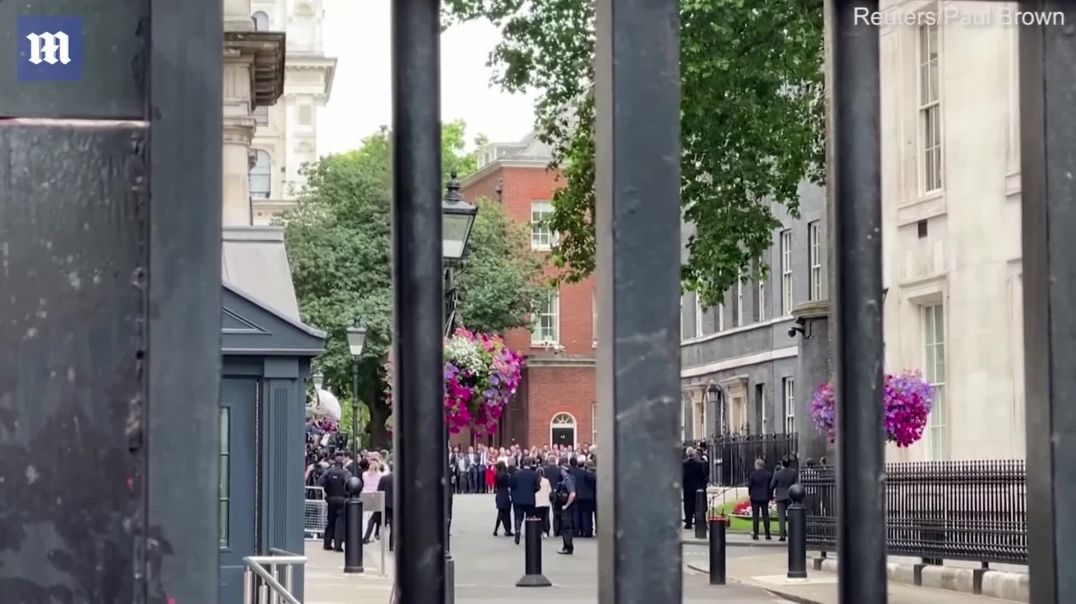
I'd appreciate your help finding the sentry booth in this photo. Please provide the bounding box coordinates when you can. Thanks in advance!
[218,278,325,603]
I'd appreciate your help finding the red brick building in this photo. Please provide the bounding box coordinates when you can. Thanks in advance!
[458,133,597,449]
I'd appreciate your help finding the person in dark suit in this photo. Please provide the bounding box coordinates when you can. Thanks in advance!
[555,457,577,555]
[508,456,540,544]
[493,461,513,537]
[682,447,709,529]
[319,457,353,551]
[377,471,395,551]
[747,458,774,540]
[542,455,563,536]
[770,457,799,541]
[569,456,596,538]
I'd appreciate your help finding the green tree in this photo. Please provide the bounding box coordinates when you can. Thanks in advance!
[285,120,544,448]
[443,0,824,304]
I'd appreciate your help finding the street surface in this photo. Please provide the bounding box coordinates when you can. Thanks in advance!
[306,493,791,603]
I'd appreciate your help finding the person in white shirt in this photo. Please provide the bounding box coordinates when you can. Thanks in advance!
[535,467,553,538]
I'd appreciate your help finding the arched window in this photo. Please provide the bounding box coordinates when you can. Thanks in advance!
[249,150,271,199]
[252,11,270,31]
[549,412,577,447]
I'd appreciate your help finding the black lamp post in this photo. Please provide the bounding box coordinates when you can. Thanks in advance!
[441,171,476,604]
[707,382,723,435]
[347,317,367,461]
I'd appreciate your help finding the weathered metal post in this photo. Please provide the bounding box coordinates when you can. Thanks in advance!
[344,477,364,574]
[694,489,708,539]
[0,0,222,601]
[516,517,551,587]
[828,0,887,602]
[391,0,446,602]
[1019,1,1076,603]
[787,484,807,579]
[708,517,727,586]
[593,0,682,601]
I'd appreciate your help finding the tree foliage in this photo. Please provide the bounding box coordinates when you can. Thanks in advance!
[284,120,544,447]
[443,0,824,305]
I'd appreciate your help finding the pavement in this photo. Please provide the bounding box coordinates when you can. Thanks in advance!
[304,494,795,603]
[686,552,1024,604]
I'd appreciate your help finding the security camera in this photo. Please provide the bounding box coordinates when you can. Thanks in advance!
[788,326,799,339]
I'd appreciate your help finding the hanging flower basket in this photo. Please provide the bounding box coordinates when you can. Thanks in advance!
[810,370,934,447]
[383,328,522,436]
[443,328,522,435]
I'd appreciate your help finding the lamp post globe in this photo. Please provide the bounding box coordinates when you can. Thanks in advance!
[347,317,367,460]
[442,171,477,263]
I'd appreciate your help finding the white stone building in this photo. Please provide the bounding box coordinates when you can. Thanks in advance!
[880,1,1024,462]
[249,0,336,225]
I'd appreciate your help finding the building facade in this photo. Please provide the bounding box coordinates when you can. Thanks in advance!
[460,133,598,449]
[879,0,1024,462]
[679,184,827,443]
[249,0,336,225]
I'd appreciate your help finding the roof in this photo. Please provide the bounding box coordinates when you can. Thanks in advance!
[222,226,302,323]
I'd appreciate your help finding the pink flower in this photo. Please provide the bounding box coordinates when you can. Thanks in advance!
[810,371,934,448]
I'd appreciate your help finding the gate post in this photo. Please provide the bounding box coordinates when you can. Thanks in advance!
[593,0,682,601]
[1019,2,1076,602]
[827,0,887,602]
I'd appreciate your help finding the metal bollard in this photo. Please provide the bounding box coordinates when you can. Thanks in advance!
[515,517,552,587]
[344,477,365,574]
[787,483,807,579]
[708,516,727,585]
[694,489,708,539]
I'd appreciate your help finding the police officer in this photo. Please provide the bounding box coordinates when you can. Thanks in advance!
[555,456,577,555]
[319,456,354,551]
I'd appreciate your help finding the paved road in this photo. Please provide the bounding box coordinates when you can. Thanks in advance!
[306,494,791,603]
[448,494,787,603]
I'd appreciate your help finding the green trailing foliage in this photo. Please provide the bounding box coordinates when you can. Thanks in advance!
[443,0,825,305]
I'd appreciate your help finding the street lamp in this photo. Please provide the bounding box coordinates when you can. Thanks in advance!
[707,382,723,435]
[442,171,476,604]
[347,317,367,461]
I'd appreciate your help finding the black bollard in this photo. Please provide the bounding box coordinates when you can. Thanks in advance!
[708,516,726,585]
[515,517,551,587]
[787,483,807,579]
[694,489,708,539]
[344,477,364,574]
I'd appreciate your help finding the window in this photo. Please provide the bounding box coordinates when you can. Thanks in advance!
[717,302,724,332]
[532,291,559,344]
[923,304,947,459]
[756,277,767,322]
[298,104,313,126]
[592,402,598,445]
[249,150,271,199]
[782,377,795,434]
[252,105,269,126]
[808,221,823,301]
[756,383,767,434]
[780,229,793,314]
[680,297,685,340]
[919,20,942,193]
[694,294,703,337]
[252,10,269,31]
[735,274,744,326]
[530,201,554,250]
[218,407,230,547]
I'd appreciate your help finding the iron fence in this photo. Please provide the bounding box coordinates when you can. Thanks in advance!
[705,432,799,487]
[800,460,1028,565]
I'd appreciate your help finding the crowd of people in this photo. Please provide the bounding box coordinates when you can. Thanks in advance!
[466,443,597,557]
[305,446,395,552]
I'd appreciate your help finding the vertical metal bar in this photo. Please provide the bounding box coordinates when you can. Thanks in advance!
[829,0,886,602]
[391,0,446,601]
[1020,1,1076,602]
[593,0,681,602]
[245,568,253,604]
[145,0,223,600]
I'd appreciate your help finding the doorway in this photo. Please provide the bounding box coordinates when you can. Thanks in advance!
[219,378,258,604]
[550,412,577,447]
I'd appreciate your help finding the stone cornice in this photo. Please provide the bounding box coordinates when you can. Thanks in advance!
[222,119,255,145]
[523,355,596,368]
[459,158,552,188]
[224,31,286,108]
[791,300,830,320]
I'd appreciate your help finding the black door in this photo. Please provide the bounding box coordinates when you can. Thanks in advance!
[218,378,258,603]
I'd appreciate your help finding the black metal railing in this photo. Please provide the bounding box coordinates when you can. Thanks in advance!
[704,432,799,487]
[801,460,1028,565]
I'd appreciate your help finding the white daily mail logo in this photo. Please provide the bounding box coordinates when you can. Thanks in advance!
[25,31,72,65]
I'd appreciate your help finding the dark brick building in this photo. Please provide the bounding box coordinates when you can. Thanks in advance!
[459,133,597,449]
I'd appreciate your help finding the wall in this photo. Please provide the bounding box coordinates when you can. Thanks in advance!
[525,363,597,447]
[880,2,1024,462]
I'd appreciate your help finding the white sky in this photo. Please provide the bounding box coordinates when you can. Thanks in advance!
[317,0,539,156]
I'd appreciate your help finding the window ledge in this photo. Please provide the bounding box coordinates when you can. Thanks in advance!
[897,192,946,227]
